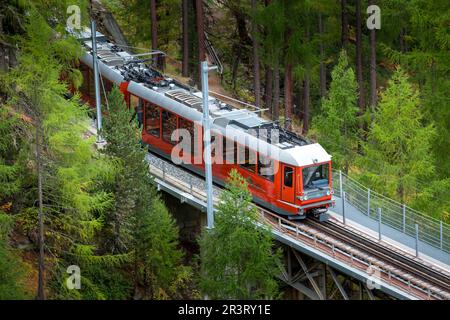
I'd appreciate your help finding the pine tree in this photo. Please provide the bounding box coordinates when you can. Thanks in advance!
[357,68,436,204]
[199,169,280,299]
[310,50,358,172]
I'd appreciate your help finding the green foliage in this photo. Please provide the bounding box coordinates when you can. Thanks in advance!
[101,86,192,299]
[389,0,450,179]
[0,107,25,200]
[310,50,358,171]
[0,213,29,299]
[133,196,191,299]
[356,69,436,205]
[199,169,280,299]
[104,0,181,56]
[2,5,118,299]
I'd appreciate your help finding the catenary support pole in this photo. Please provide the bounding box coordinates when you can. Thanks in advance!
[342,191,346,225]
[91,19,104,143]
[415,223,419,257]
[201,61,217,229]
[402,204,406,233]
[378,208,382,241]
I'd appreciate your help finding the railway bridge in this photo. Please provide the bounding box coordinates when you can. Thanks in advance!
[137,150,450,300]
[86,5,450,300]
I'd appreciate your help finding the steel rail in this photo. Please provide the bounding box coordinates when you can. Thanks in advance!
[257,207,450,300]
[306,218,450,296]
[144,151,450,299]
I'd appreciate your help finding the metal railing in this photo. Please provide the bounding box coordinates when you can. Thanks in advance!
[148,159,447,299]
[333,170,450,254]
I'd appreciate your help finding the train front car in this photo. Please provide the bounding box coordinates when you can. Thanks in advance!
[72,26,335,223]
[279,143,334,221]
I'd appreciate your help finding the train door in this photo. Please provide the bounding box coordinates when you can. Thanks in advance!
[281,165,295,203]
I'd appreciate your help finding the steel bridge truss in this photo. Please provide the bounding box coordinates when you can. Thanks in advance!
[278,245,388,300]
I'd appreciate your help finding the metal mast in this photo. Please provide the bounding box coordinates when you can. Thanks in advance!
[91,18,104,143]
[201,61,216,229]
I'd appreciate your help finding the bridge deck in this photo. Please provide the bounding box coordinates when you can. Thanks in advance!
[143,150,450,300]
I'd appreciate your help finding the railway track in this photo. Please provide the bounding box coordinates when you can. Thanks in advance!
[144,150,450,299]
[305,218,450,298]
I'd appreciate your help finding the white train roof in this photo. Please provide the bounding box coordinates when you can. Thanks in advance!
[73,27,331,167]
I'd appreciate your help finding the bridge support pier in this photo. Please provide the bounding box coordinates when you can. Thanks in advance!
[278,245,389,300]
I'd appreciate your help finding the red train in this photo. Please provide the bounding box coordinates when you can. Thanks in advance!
[74,29,334,221]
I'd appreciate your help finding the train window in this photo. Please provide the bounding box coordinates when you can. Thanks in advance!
[210,135,216,158]
[302,163,329,190]
[239,146,256,173]
[284,166,293,188]
[162,110,177,145]
[145,103,160,137]
[258,154,274,182]
[179,117,195,154]
[223,138,237,164]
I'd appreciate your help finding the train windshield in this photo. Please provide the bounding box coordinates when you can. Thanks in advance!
[302,163,329,190]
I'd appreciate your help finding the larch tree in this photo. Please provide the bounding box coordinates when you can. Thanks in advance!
[368,0,377,108]
[150,0,159,68]
[340,0,349,48]
[3,5,117,300]
[251,0,261,108]
[0,213,29,299]
[0,108,29,300]
[355,0,365,114]
[199,169,281,300]
[257,0,284,121]
[310,50,358,172]
[182,0,189,77]
[195,0,206,89]
[357,68,436,204]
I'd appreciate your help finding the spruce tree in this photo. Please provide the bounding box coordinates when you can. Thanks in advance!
[101,86,191,299]
[199,169,280,299]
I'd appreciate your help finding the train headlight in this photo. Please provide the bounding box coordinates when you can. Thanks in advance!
[303,195,308,201]
[326,190,331,196]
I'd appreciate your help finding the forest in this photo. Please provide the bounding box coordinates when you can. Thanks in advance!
[0,0,449,300]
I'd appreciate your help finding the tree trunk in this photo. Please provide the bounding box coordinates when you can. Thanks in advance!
[231,52,240,92]
[355,0,365,112]
[195,0,206,89]
[0,16,5,73]
[272,60,280,121]
[264,67,273,118]
[318,12,326,98]
[36,124,46,300]
[302,74,310,135]
[251,0,261,108]
[284,62,293,130]
[150,0,159,68]
[399,28,406,53]
[297,80,304,120]
[341,0,348,48]
[369,0,377,108]
[182,0,189,77]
